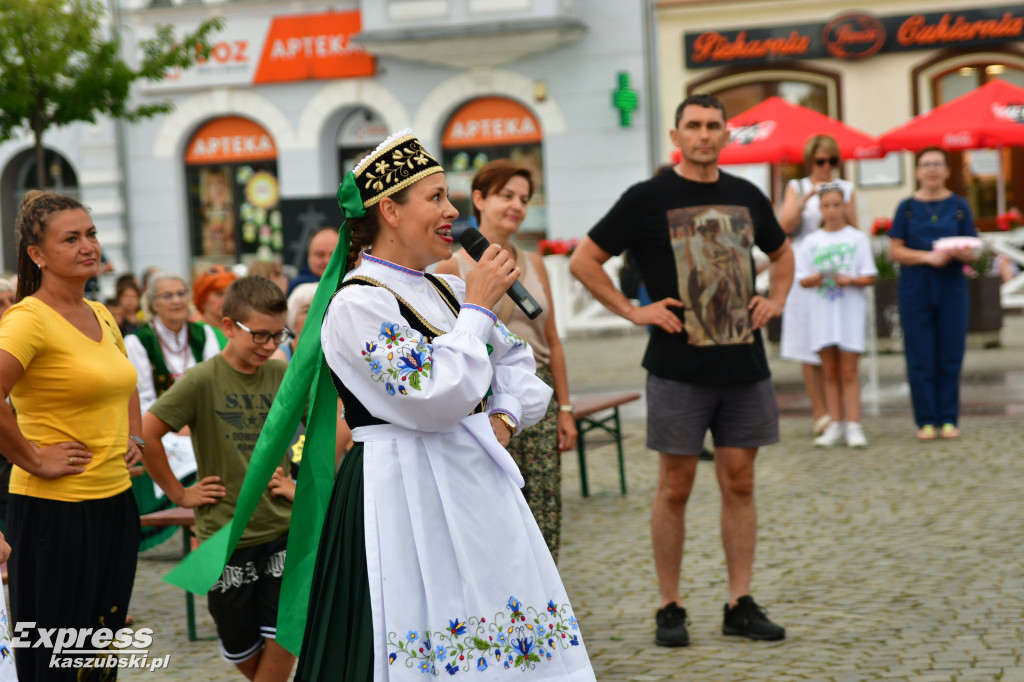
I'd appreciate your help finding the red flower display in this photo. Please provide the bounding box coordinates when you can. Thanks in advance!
[537,238,579,256]
[995,208,1023,232]
[871,217,892,236]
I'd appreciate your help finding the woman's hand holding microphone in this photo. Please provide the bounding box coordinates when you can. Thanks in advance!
[462,243,520,312]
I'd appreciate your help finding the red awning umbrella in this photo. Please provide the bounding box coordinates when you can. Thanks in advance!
[718,96,883,165]
[878,79,1024,215]
[878,79,1024,152]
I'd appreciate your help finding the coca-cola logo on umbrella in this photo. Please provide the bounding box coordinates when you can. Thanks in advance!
[941,131,974,148]
[729,121,776,146]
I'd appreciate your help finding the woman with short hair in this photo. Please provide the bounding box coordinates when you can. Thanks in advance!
[192,264,238,348]
[436,159,576,562]
[889,147,978,440]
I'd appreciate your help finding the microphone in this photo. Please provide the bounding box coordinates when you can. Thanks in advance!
[456,227,544,320]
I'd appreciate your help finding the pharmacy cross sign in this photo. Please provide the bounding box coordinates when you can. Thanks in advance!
[612,71,639,128]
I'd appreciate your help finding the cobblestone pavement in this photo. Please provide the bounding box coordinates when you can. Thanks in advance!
[114,316,1024,680]
[560,415,1024,681]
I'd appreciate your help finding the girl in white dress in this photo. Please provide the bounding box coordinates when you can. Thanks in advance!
[794,184,877,449]
[779,134,857,437]
[295,132,596,681]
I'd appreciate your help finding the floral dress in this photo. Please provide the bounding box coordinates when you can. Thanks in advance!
[296,253,595,681]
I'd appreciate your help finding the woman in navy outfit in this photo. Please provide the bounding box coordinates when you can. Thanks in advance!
[888,147,978,440]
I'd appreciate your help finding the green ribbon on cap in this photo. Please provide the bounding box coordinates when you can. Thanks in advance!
[164,172,362,655]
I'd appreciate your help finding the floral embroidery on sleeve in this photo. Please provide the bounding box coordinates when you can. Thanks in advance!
[495,322,527,351]
[386,596,581,675]
[361,322,433,395]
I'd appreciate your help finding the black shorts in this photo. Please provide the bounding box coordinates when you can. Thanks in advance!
[646,375,780,455]
[207,532,288,663]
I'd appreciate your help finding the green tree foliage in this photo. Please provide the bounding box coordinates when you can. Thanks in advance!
[0,0,222,187]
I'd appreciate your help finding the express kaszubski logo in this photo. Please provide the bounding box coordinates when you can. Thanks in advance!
[10,623,170,672]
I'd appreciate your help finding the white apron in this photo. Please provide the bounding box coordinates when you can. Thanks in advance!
[323,254,595,681]
[358,418,594,680]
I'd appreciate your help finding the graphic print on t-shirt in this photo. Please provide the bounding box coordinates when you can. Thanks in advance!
[216,391,273,456]
[668,205,754,346]
[811,242,856,301]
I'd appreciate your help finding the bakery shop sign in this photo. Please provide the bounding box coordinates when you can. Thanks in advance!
[684,5,1024,68]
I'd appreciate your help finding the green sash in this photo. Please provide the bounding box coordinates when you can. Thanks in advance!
[163,173,363,655]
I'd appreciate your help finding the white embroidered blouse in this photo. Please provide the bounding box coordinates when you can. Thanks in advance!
[321,253,551,436]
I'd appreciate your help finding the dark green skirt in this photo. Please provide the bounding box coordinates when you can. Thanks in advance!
[295,443,373,681]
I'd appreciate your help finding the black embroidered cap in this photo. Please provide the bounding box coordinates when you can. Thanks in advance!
[352,130,444,209]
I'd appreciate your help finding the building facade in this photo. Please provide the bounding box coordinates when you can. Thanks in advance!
[656,0,1024,229]
[0,0,656,281]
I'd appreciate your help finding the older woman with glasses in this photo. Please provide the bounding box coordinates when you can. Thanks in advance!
[124,272,221,549]
[778,134,859,438]
[889,147,978,441]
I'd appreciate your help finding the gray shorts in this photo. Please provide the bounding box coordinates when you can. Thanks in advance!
[646,374,780,455]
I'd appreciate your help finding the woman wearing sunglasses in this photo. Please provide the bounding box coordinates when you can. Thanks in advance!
[779,134,859,439]
[123,272,221,549]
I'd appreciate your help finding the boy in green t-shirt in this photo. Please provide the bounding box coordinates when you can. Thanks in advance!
[141,276,296,681]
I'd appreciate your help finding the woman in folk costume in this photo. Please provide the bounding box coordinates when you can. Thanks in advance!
[159,131,594,681]
[295,132,595,680]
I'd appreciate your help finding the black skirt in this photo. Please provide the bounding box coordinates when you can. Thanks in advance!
[7,489,140,681]
[295,443,373,681]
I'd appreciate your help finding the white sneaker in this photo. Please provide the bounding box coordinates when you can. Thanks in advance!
[814,422,845,447]
[846,422,868,448]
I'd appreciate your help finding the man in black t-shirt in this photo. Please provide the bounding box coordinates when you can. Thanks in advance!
[570,93,793,648]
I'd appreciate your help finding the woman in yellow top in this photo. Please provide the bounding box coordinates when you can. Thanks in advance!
[0,191,143,681]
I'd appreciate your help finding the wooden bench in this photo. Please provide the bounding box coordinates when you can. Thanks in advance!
[572,391,641,497]
[139,507,212,642]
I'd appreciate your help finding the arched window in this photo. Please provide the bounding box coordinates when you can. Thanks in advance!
[0,149,79,272]
[184,117,280,269]
[336,106,389,179]
[440,97,546,236]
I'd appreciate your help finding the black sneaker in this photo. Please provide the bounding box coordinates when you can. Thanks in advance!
[722,595,785,641]
[655,602,690,647]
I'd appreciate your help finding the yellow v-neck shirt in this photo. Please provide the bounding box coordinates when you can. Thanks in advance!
[0,297,136,501]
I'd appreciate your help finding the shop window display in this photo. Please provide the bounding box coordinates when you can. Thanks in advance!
[184,117,282,268]
[441,97,546,238]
